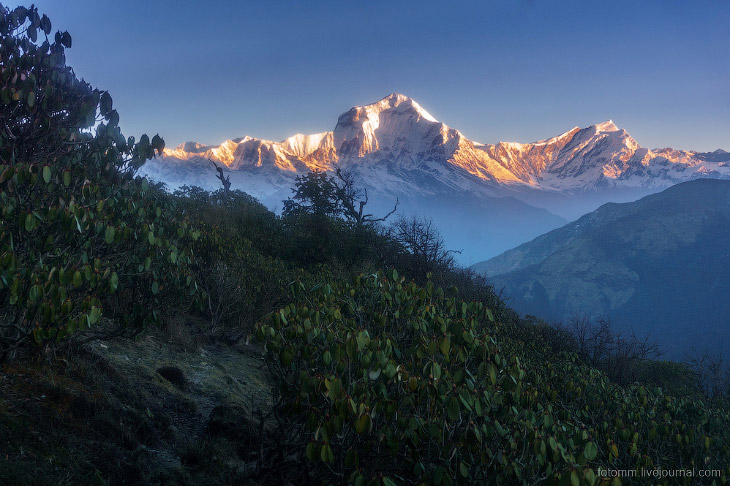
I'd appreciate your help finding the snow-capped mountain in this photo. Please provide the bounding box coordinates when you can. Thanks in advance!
[142,94,527,200]
[143,93,729,194]
[138,93,730,261]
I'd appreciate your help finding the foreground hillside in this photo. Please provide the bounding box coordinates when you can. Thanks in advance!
[474,179,730,359]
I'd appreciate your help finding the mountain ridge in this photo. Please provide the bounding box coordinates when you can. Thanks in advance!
[472,178,730,358]
[138,93,730,261]
[147,93,730,196]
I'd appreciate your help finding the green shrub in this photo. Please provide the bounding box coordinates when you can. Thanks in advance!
[258,273,730,485]
[0,4,198,355]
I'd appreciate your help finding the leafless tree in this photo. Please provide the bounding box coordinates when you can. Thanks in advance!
[564,314,661,385]
[391,216,458,280]
[209,158,231,192]
[203,262,246,333]
[687,352,730,399]
[333,167,398,227]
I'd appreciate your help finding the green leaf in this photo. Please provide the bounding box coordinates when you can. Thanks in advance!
[305,442,318,461]
[108,110,119,127]
[432,361,441,380]
[87,306,101,326]
[109,272,119,292]
[458,390,473,412]
[151,134,165,155]
[40,14,51,35]
[28,284,41,304]
[459,462,469,478]
[151,281,159,295]
[439,336,450,356]
[104,226,115,244]
[584,441,598,461]
[320,443,334,463]
[382,478,398,486]
[27,90,35,108]
[280,348,293,367]
[488,362,497,385]
[42,165,51,184]
[100,92,112,116]
[63,170,71,186]
[446,397,460,421]
[463,330,476,344]
[355,414,370,434]
[585,468,596,486]
[0,166,14,183]
[73,271,82,288]
[570,470,580,486]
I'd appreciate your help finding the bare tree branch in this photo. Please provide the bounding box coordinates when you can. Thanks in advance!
[333,167,398,227]
[209,158,231,192]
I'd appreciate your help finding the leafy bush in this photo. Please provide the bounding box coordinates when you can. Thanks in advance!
[0,4,198,357]
[170,187,298,338]
[258,273,730,485]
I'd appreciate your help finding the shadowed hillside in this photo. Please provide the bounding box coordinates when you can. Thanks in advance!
[474,179,730,359]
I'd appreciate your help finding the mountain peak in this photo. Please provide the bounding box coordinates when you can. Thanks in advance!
[594,120,619,132]
[176,141,209,153]
[361,93,438,123]
[332,93,444,157]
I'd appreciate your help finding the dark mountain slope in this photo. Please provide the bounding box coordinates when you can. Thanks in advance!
[473,179,730,358]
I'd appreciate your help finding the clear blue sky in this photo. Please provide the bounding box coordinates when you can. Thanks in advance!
[9,0,730,151]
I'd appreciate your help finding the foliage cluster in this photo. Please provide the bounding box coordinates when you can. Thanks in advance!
[0,4,198,357]
[172,187,294,338]
[172,172,493,342]
[258,273,730,485]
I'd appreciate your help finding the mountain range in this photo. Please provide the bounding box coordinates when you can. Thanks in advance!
[472,179,730,359]
[139,93,730,262]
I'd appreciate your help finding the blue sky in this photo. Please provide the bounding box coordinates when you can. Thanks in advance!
[10,0,730,151]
